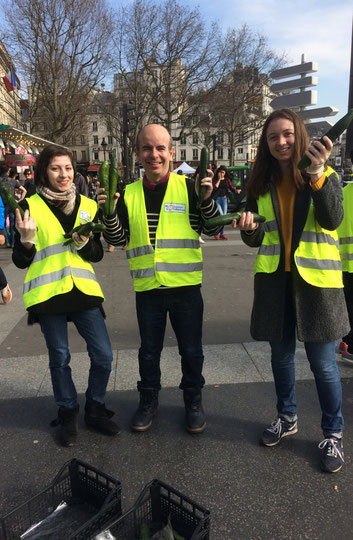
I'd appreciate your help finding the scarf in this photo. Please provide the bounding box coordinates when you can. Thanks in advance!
[37,184,77,216]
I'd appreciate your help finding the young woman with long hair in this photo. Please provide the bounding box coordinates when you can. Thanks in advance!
[233,109,348,473]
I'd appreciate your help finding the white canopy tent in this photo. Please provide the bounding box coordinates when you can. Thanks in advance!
[174,162,196,175]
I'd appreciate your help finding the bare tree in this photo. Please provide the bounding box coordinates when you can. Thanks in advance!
[204,25,286,165]
[2,0,114,142]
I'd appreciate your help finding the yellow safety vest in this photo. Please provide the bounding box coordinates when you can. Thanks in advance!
[124,173,203,292]
[23,194,104,308]
[338,183,353,272]
[254,189,343,288]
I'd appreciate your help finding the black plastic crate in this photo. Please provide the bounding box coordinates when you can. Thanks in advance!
[0,458,122,540]
[99,479,210,540]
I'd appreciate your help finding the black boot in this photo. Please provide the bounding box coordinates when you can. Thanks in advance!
[50,406,79,447]
[84,403,120,436]
[131,390,159,432]
[183,389,206,434]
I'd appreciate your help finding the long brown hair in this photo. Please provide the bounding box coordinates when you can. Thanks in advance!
[247,109,309,199]
[34,145,76,187]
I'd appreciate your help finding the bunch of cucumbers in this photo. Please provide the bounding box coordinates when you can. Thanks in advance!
[98,153,119,217]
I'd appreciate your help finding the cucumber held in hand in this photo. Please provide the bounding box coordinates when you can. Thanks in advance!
[63,222,106,244]
[2,187,24,218]
[204,211,265,229]
[109,153,119,215]
[298,108,353,170]
[98,160,110,216]
[196,147,210,209]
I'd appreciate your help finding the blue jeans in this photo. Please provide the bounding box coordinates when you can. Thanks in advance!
[215,196,227,235]
[38,307,113,410]
[270,324,344,436]
[4,206,15,247]
[135,288,205,391]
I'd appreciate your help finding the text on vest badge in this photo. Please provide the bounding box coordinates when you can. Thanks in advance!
[164,203,186,214]
[79,210,91,222]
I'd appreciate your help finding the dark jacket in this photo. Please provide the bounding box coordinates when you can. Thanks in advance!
[241,171,349,342]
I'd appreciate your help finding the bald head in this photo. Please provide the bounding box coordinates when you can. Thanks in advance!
[135,124,173,151]
[134,123,175,183]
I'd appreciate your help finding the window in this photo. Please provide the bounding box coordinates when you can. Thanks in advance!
[81,150,86,161]
[92,121,98,131]
[180,135,186,145]
[238,148,243,154]
[72,150,77,160]
[94,152,99,160]
[192,132,198,145]
[218,132,224,144]
[192,148,198,160]
[93,135,99,145]
[108,136,113,144]
[180,149,186,161]
[228,148,231,160]
[81,135,85,144]
[217,148,223,159]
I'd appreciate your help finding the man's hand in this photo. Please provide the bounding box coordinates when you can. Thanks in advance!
[96,181,120,213]
[15,208,37,248]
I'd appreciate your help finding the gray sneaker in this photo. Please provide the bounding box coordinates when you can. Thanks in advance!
[261,417,298,446]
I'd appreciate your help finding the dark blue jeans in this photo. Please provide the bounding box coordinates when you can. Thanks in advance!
[270,276,343,436]
[38,307,113,409]
[135,288,205,391]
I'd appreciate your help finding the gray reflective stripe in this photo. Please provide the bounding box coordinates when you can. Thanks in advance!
[301,231,339,247]
[131,268,155,279]
[33,243,74,263]
[156,239,200,249]
[23,266,97,294]
[126,245,154,259]
[339,236,353,245]
[155,262,203,272]
[340,253,353,261]
[295,256,342,271]
[262,220,278,233]
[258,244,280,256]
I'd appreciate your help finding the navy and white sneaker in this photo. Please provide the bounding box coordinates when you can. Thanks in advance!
[319,437,344,473]
[261,417,298,446]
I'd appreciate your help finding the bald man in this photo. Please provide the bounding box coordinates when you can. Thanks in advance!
[99,124,221,434]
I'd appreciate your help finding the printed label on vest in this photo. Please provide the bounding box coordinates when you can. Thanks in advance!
[79,210,91,222]
[164,203,186,214]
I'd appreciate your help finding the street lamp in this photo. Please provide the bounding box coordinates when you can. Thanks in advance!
[101,137,107,161]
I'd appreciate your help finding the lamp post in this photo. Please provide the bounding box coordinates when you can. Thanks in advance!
[101,137,107,161]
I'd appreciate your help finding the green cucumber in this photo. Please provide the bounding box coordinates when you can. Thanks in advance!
[204,211,265,229]
[196,147,210,208]
[109,153,119,215]
[98,160,110,216]
[298,108,353,170]
[63,222,106,244]
[2,187,24,218]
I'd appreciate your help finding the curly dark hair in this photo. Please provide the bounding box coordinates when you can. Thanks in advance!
[246,109,309,199]
[34,145,76,187]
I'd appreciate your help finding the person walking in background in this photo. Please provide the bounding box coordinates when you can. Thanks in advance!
[23,168,36,198]
[212,165,239,240]
[233,108,348,473]
[98,124,221,434]
[0,195,11,303]
[0,164,26,247]
[12,144,119,447]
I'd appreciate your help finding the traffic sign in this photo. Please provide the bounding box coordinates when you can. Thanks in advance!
[270,90,317,109]
[296,107,338,120]
[270,76,318,93]
[271,62,318,80]
[304,121,333,137]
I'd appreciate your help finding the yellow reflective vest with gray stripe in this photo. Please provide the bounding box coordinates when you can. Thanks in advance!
[255,189,343,288]
[124,173,202,291]
[338,183,353,272]
[23,194,104,308]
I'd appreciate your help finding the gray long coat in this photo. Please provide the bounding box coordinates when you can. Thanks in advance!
[242,171,349,342]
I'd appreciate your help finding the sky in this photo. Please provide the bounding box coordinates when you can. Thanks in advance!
[180,0,353,124]
[114,0,352,125]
